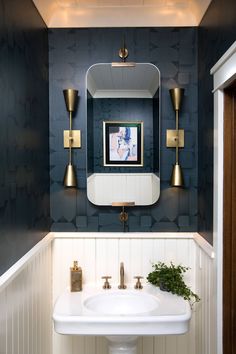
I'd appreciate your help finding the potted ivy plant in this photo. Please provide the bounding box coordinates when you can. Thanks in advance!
[147,262,200,307]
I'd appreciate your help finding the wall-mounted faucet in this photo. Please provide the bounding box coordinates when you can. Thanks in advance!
[118,262,127,289]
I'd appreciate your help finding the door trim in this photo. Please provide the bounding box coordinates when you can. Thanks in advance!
[223,85,236,354]
[211,41,236,354]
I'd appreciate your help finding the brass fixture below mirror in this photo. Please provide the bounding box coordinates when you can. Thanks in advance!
[63,89,80,188]
[166,88,185,188]
[112,202,135,224]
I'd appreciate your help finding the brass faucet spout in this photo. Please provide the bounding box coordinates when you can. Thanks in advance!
[118,262,127,289]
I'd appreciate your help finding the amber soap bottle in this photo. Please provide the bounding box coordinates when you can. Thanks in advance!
[70,261,82,292]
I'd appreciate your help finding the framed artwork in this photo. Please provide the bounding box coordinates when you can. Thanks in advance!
[103,121,143,166]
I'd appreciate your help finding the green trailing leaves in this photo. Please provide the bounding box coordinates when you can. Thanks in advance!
[147,262,200,306]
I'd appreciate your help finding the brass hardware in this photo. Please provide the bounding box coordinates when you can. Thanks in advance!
[112,202,135,224]
[170,163,184,187]
[64,130,81,148]
[134,276,143,290]
[63,89,78,112]
[119,47,129,61]
[102,276,112,289]
[111,62,136,68]
[111,39,136,67]
[63,89,79,188]
[118,262,127,289]
[169,87,184,111]
[112,202,135,207]
[70,261,82,292]
[63,163,77,188]
[167,87,185,188]
[166,129,184,148]
[120,207,128,223]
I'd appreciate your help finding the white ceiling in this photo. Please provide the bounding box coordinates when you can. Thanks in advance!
[33,0,212,27]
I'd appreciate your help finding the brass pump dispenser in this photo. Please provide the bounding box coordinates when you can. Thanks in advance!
[70,261,82,292]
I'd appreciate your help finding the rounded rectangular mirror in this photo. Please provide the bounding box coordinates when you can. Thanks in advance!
[86,63,160,206]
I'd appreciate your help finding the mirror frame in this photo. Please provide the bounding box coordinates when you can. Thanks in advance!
[85,63,161,206]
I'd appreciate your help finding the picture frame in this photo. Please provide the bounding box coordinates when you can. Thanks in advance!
[103,121,144,166]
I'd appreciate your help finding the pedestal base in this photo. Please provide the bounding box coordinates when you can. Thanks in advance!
[106,336,138,354]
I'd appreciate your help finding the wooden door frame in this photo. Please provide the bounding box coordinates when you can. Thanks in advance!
[223,83,236,354]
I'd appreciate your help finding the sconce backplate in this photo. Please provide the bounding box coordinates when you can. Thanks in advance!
[166,129,184,148]
[64,130,81,148]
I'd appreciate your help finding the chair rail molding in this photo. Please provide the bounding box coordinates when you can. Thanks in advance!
[0,234,53,354]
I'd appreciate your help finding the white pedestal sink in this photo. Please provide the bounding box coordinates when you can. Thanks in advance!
[53,284,191,354]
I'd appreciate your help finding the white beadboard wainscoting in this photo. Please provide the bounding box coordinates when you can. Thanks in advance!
[52,232,215,354]
[195,242,216,354]
[0,235,52,354]
[0,232,215,354]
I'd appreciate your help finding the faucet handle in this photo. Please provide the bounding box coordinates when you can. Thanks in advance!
[134,276,143,289]
[102,276,112,289]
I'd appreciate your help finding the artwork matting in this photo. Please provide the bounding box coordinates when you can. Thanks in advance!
[103,121,143,167]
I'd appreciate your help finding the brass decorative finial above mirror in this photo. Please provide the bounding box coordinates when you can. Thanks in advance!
[118,38,129,62]
[112,38,135,67]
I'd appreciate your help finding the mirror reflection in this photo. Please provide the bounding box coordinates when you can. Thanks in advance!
[86,63,160,206]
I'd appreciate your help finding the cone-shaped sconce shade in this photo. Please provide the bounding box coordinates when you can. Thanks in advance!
[170,163,184,187]
[63,89,78,112]
[63,163,77,188]
[169,88,184,111]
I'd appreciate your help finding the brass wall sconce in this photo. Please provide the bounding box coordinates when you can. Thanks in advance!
[63,89,81,188]
[166,88,185,187]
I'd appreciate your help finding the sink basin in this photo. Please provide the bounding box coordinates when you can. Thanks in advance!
[53,284,191,336]
[84,290,159,315]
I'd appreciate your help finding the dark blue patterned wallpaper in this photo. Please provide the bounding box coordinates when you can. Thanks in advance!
[198,0,236,245]
[0,0,50,275]
[49,28,198,232]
